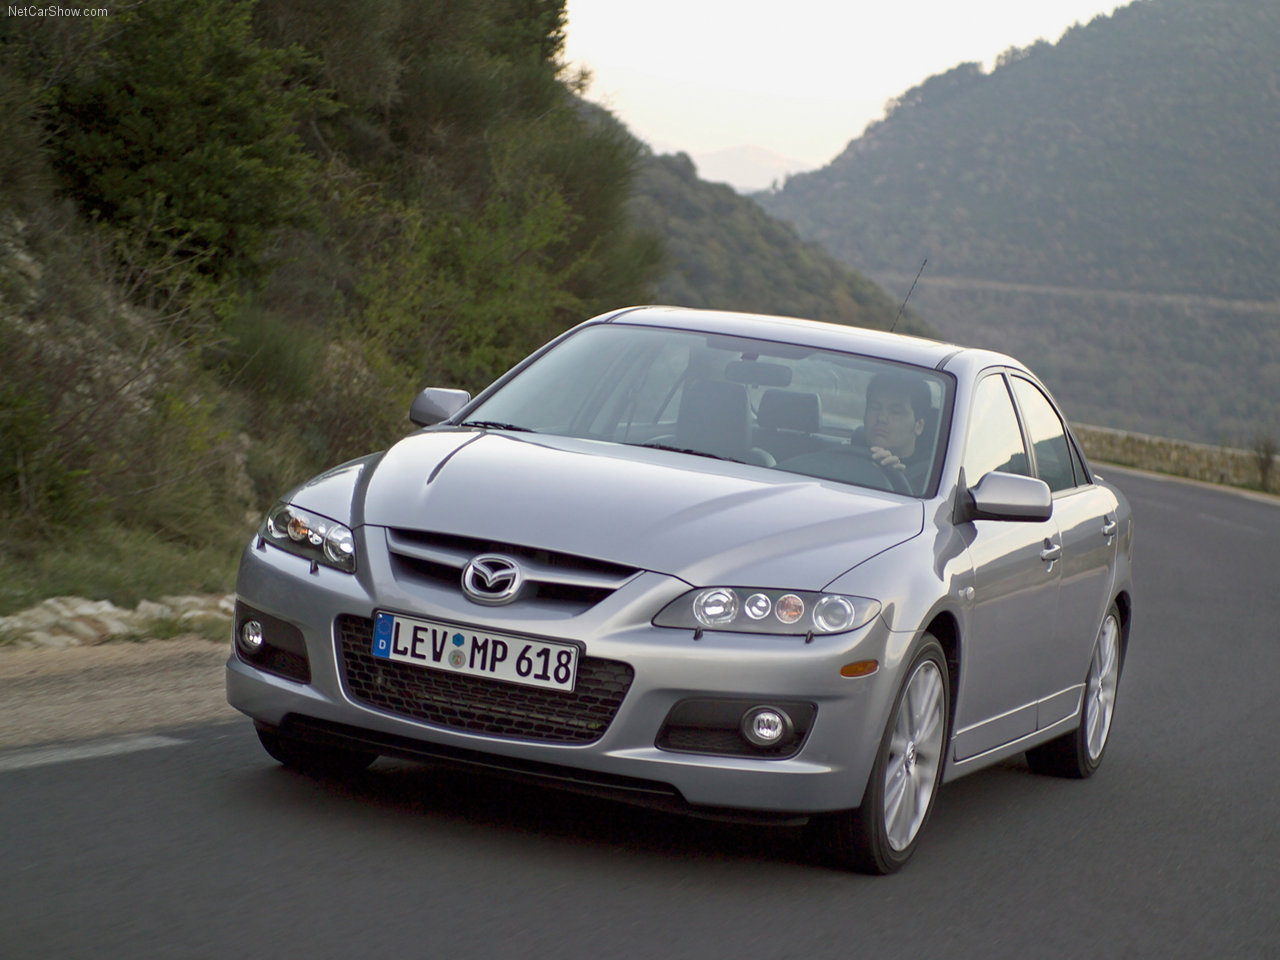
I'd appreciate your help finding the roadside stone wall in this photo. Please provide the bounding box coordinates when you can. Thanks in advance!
[1075,424,1277,492]
[0,595,234,650]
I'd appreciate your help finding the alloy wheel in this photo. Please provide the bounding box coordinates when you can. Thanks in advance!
[1085,613,1121,761]
[883,659,946,851]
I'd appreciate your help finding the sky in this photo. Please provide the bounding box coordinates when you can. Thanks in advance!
[563,0,1129,174]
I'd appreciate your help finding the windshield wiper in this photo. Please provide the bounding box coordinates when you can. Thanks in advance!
[641,442,746,464]
[458,420,536,433]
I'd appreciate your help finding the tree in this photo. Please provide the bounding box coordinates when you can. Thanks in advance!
[44,0,326,280]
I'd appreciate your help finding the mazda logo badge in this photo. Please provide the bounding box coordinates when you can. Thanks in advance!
[461,554,523,605]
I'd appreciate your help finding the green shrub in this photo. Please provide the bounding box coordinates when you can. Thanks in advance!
[213,300,322,403]
[44,0,328,281]
[0,523,243,617]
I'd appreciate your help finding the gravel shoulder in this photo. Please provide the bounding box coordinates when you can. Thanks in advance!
[0,638,239,749]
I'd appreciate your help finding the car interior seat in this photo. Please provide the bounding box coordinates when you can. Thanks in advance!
[755,389,827,462]
[676,380,775,466]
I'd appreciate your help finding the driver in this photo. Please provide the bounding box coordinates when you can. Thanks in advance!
[863,372,933,491]
[778,371,935,494]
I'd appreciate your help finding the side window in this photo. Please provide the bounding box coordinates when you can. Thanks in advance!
[963,375,1029,481]
[1010,377,1077,492]
[1066,433,1090,486]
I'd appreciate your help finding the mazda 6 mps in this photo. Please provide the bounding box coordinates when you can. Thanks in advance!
[227,306,1133,873]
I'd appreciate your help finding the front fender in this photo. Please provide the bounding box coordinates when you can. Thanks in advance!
[825,499,972,638]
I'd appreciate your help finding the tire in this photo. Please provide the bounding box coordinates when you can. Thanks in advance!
[811,636,950,874]
[1026,603,1123,779]
[255,724,377,777]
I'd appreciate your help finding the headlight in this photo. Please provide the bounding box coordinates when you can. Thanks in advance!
[654,588,879,636]
[259,502,357,573]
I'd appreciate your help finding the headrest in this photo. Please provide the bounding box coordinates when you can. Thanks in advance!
[677,379,752,456]
[757,389,821,433]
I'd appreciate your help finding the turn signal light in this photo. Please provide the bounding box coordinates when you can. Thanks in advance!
[840,659,879,678]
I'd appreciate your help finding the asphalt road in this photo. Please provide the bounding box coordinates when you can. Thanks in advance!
[2,467,1278,960]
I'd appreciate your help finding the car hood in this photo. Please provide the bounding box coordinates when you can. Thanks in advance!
[300,431,924,589]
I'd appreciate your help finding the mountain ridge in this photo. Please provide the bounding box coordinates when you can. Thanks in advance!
[760,0,1280,301]
[690,144,813,193]
[755,0,1280,444]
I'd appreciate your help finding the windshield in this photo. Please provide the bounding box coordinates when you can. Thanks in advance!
[463,323,953,497]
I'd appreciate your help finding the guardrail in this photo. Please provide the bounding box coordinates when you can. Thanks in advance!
[1075,424,1277,494]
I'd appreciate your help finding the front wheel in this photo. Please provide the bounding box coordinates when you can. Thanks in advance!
[1026,603,1123,779]
[811,637,950,874]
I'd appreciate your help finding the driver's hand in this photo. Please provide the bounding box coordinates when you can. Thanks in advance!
[870,446,906,471]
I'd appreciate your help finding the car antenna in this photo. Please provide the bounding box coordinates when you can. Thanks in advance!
[890,259,927,334]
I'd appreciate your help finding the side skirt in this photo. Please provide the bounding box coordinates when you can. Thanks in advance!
[941,708,1080,784]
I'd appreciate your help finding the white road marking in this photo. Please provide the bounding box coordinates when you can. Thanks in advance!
[0,734,186,772]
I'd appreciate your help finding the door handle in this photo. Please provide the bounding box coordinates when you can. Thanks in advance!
[1101,516,1118,538]
[1040,541,1062,563]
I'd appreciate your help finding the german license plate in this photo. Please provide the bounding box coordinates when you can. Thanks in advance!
[372,611,578,693]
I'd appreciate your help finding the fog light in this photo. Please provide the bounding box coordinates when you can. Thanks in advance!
[741,705,794,747]
[239,619,265,654]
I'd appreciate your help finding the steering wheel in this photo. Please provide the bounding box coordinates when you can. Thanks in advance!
[845,444,914,495]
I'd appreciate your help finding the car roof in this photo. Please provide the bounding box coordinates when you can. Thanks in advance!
[590,305,1024,378]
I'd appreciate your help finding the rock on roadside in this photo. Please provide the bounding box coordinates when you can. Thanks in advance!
[0,594,236,649]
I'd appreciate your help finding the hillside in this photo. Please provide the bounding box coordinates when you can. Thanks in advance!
[757,0,1280,444]
[878,277,1280,443]
[630,152,933,337]
[760,0,1280,300]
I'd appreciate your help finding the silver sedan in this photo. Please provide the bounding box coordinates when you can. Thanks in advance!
[227,306,1133,873]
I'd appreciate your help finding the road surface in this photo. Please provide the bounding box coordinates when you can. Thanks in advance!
[2,467,1277,959]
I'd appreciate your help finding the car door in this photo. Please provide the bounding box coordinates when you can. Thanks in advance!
[952,372,1063,761]
[1008,376,1119,729]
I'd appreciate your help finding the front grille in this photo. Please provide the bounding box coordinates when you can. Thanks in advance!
[383,529,638,613]
[335,615,633,744]
[387,529,637,580]
[389,552,615,608]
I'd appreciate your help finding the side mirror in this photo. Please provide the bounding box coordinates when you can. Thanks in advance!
[965,471,1052,522]
[409,387,471,426]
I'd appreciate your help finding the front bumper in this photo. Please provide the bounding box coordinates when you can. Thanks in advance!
[225,532,905,815]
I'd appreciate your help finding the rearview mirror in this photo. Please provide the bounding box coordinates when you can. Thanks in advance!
[725,359,792,387]
[965,471,1052,522]
[409,387,471,426]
